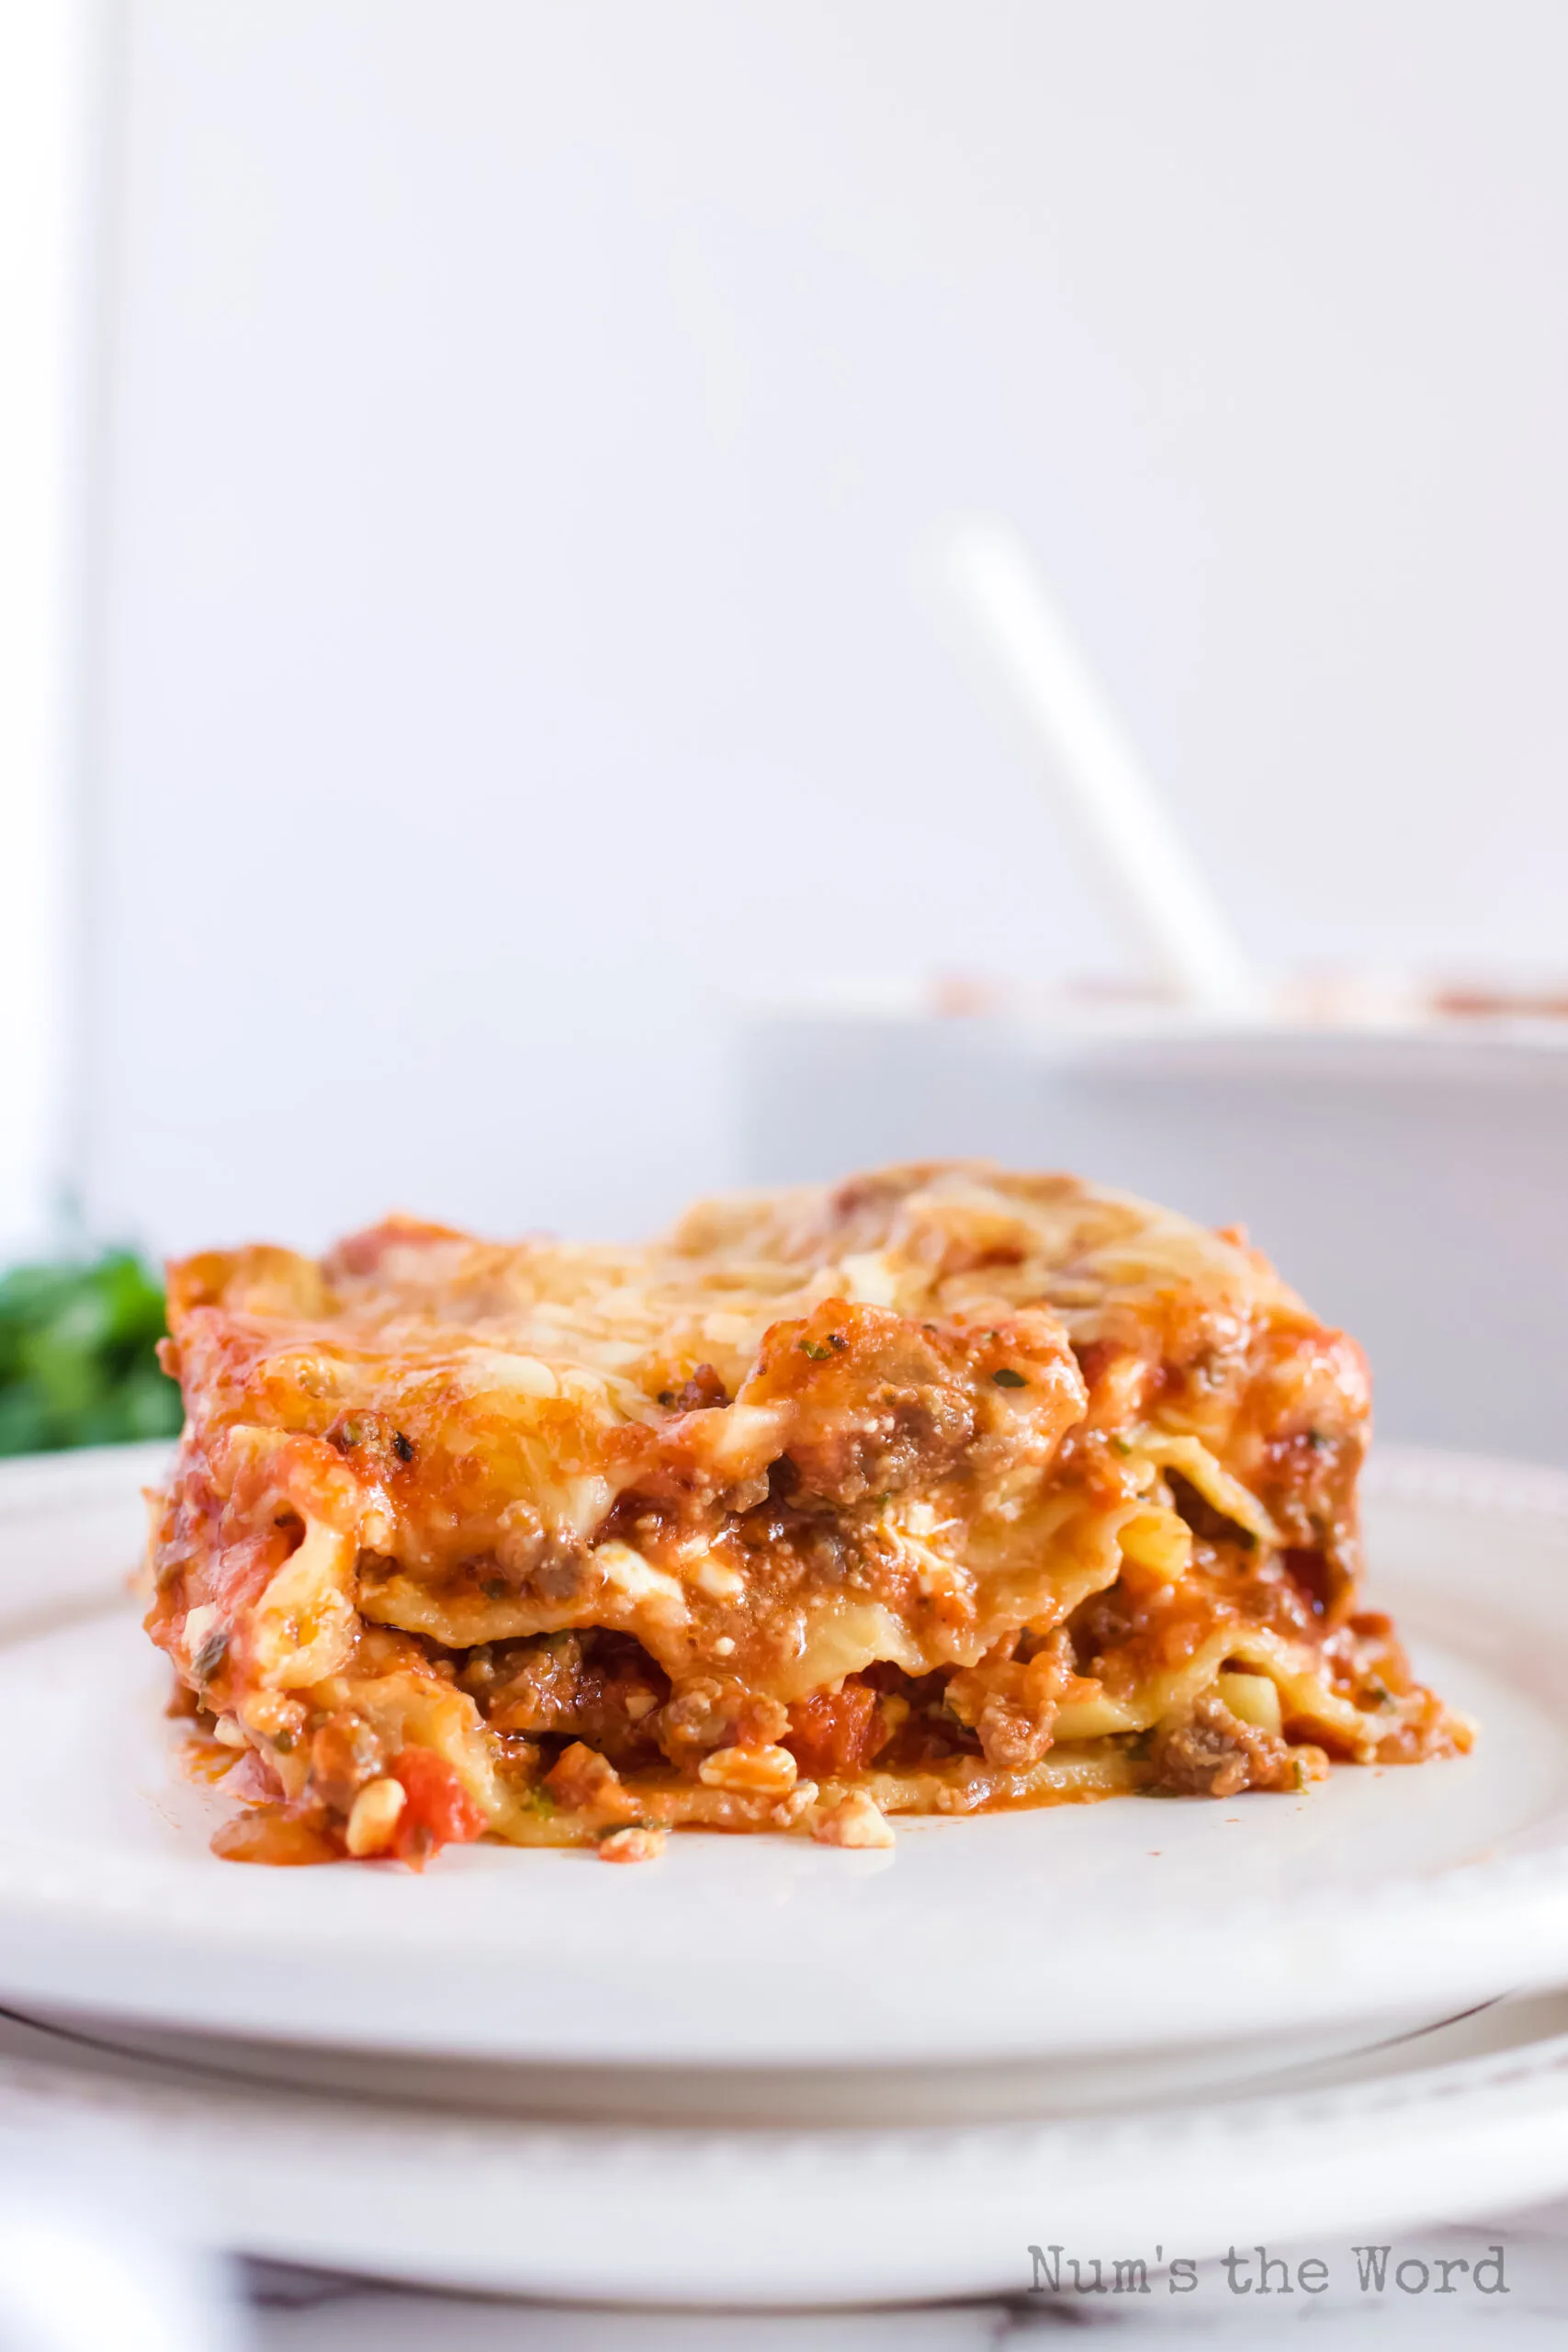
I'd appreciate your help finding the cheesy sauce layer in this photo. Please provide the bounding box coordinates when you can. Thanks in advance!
[144,1164,1468,1866]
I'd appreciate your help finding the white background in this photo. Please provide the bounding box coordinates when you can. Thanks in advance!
[16,0,1568,1253]
[0,0,96,1256]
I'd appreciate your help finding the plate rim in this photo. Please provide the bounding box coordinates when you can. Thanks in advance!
[6,1993,1568,2303]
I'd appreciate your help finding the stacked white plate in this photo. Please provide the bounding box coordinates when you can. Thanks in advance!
[6,1442,1568,2306]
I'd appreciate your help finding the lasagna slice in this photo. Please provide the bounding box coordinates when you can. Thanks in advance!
[144,1163,1467,1867]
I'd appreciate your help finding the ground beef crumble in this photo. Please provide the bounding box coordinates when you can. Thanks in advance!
[1147,1690,1325,1797]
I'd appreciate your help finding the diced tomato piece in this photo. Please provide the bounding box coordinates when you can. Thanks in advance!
[389,1747,487,1869]
[785,1680,883,1778]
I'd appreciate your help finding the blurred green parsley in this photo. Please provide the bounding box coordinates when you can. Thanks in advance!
[0,1250,184,1456]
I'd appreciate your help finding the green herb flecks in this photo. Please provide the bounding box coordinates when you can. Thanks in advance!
[991,1366,1028,1388]
[191,1626,229,1684]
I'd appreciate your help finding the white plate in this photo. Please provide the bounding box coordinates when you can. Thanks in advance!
[5,1992,1568,2303]
[23,2003,1437,2128]
[6,1443,1568,2069]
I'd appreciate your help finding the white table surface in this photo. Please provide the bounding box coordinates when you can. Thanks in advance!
[246,2205,1568,2350]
